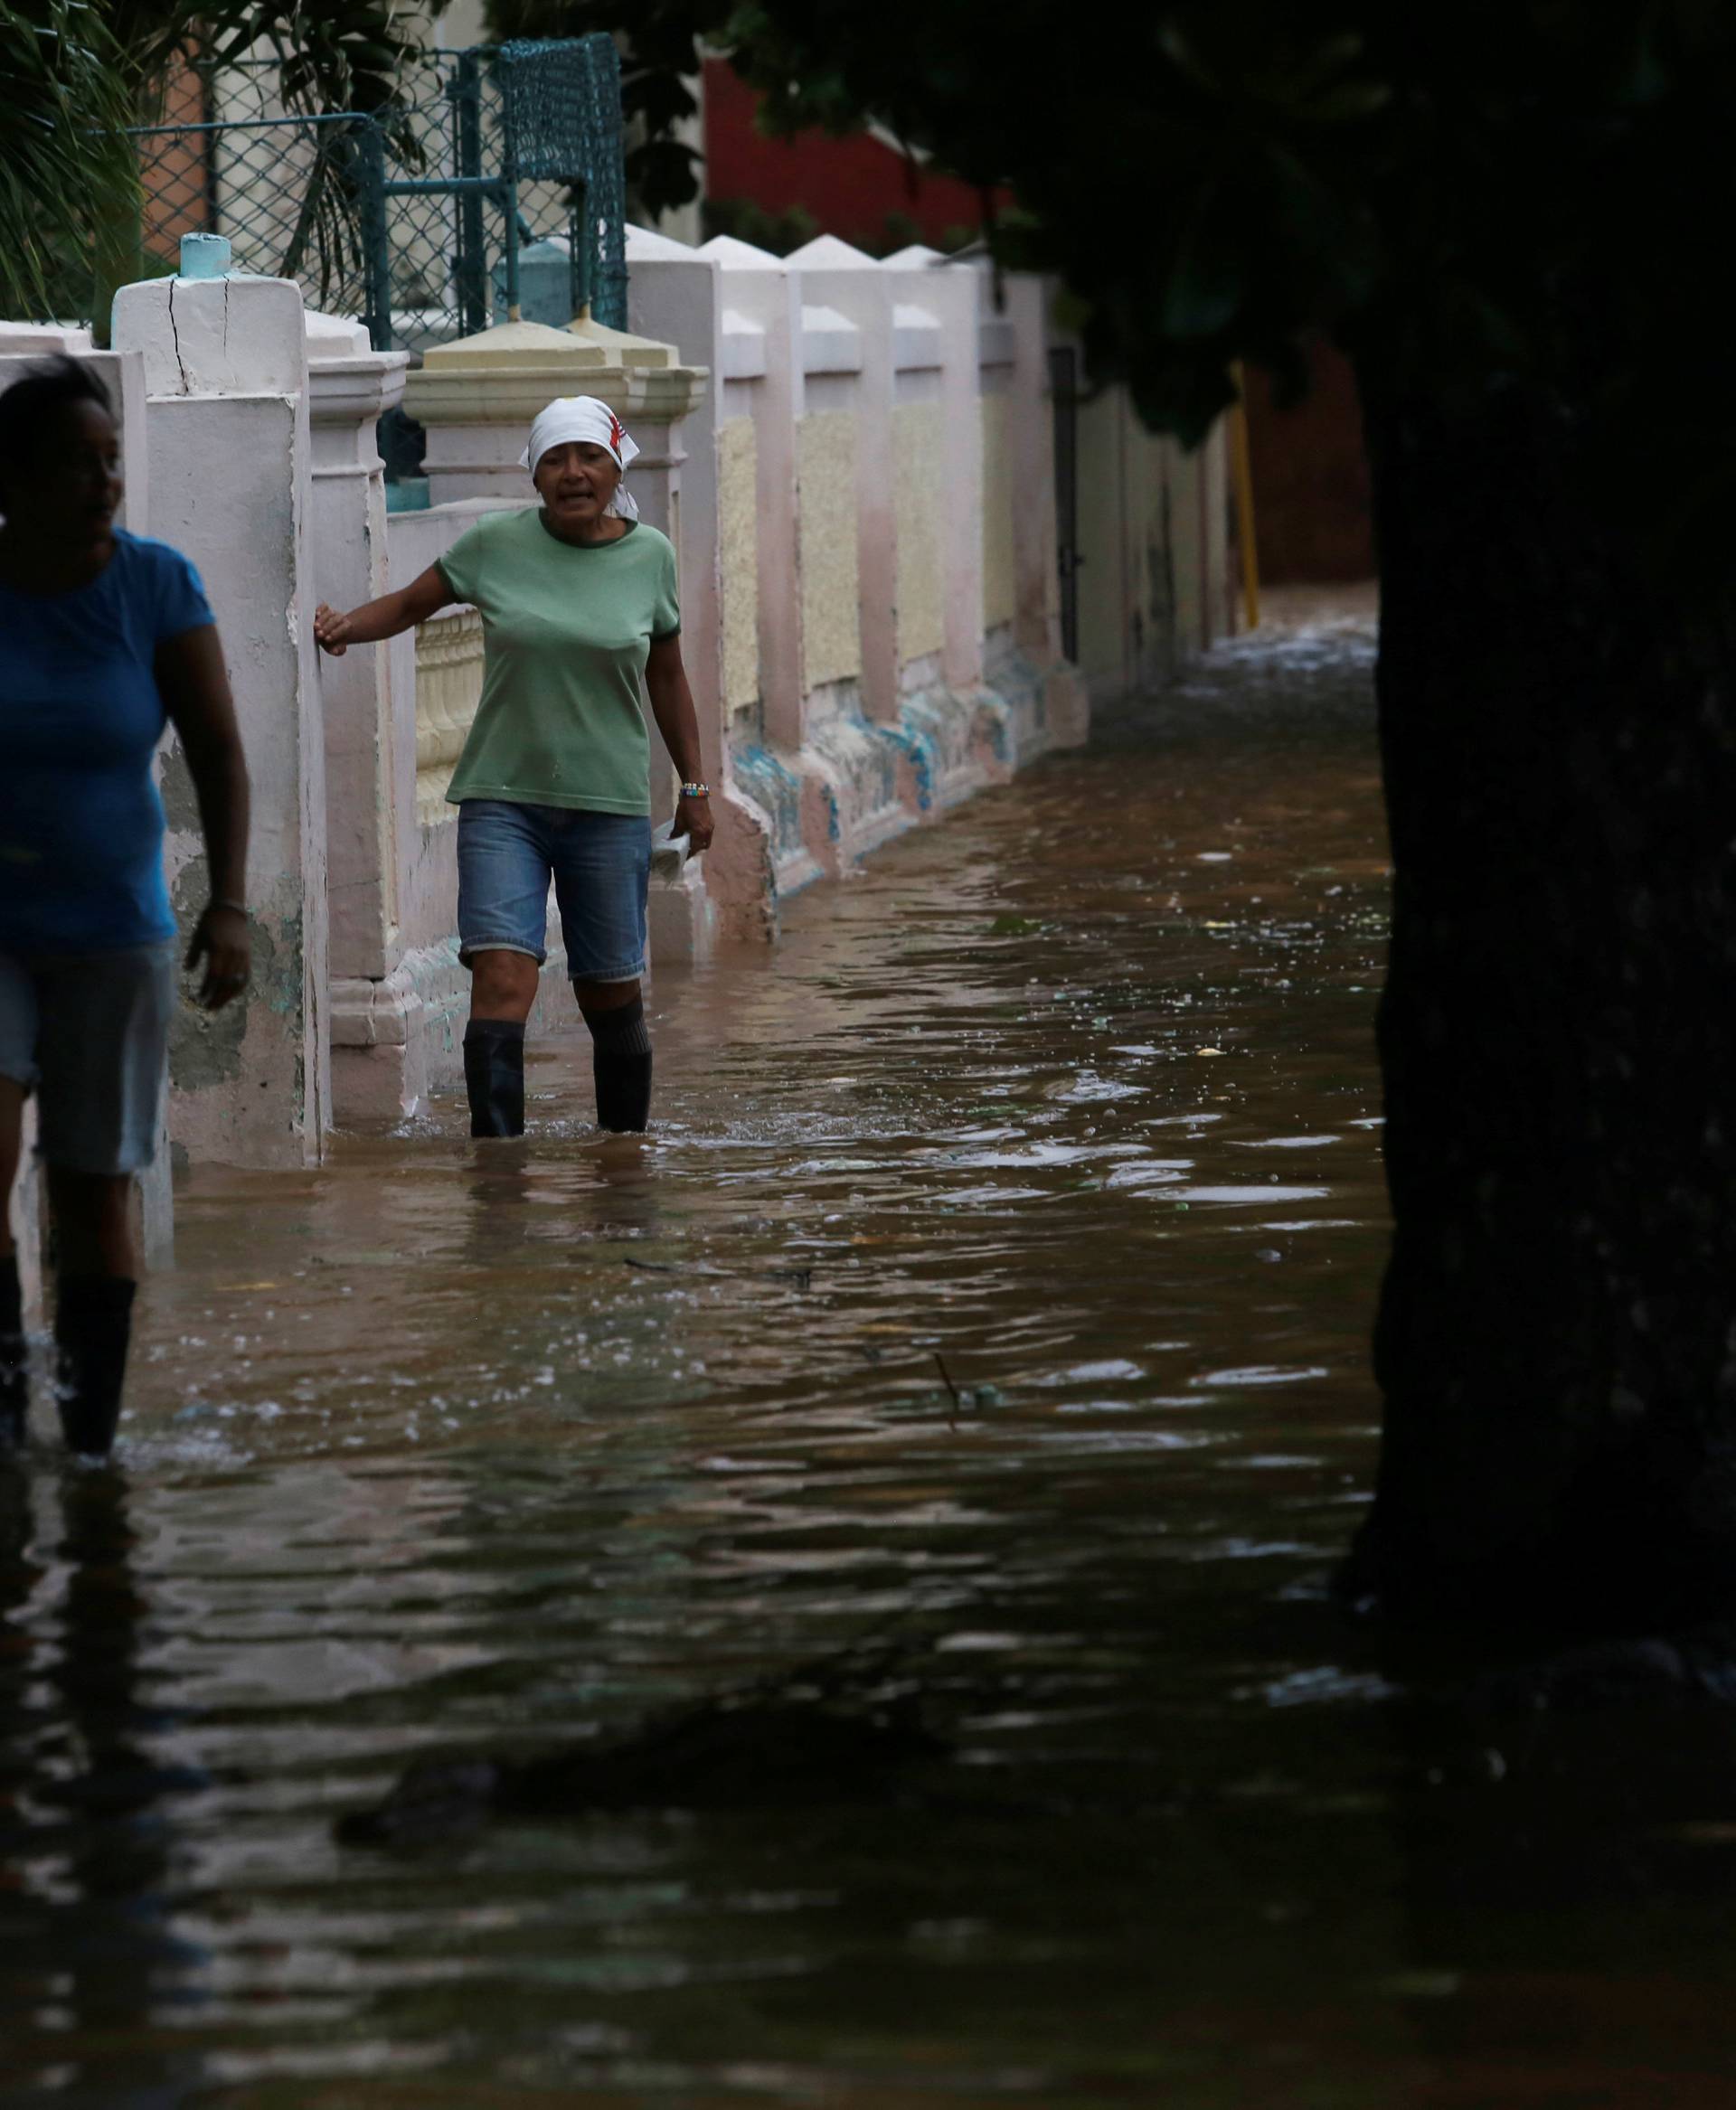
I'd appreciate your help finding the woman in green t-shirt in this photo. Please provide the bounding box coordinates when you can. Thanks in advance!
[315,396,713,1139]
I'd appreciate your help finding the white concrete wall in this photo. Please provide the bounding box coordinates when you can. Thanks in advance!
[617,229,1099,905]
[113,269,331,1170]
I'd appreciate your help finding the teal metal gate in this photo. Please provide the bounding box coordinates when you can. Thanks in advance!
[125,36,627,353]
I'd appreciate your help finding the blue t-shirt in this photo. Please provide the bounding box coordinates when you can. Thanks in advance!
[0,530,213,954]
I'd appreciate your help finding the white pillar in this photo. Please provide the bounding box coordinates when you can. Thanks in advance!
[625,230,726,779]
[568,316,716,965]
[625,226,778,944]
[113,266,330,1168]
[698,238,805,755]
[305,314,420,1122]
[884,248,984,695]
[788,236,896,725]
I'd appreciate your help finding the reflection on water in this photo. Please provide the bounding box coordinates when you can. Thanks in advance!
[5,601,1725,2103]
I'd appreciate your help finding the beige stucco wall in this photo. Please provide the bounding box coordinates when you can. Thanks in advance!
[414,608,484,828]
[893,400,945,664]
[980,391,1015,631]
[797,409,861,689]
[718,417,760,711]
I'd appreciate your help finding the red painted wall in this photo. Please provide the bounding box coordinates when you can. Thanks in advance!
[702,57,1005,251]
[1242,336,1376,584]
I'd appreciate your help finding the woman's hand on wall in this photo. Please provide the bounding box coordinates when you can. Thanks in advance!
[314,603,352,656]
[315,567,455,659]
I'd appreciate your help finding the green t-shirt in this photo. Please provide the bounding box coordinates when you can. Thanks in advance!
[437,507,680,815]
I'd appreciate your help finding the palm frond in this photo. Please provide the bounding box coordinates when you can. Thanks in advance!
[0,0,140,320]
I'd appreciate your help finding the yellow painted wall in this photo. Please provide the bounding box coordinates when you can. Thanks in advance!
[980,392,1015,630]
[797,410,862,689]
[717,418,759,710]
[893,401,945,664]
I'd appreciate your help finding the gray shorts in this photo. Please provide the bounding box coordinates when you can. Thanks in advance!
[0,942,176,1174]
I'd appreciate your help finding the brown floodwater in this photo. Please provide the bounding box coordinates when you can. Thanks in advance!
[6,599,1730,2106]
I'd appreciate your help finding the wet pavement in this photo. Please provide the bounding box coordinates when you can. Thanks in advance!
[7,598,1729,2105]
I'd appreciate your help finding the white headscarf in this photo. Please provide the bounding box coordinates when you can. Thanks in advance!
[519,395,641,519]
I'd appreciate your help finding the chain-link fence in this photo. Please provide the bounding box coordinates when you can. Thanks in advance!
[128,36,627,353]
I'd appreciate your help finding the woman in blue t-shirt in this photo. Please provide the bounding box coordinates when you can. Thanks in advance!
[0,357,251,1458]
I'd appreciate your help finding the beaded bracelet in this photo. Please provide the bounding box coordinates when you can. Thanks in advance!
[678,781,711,799]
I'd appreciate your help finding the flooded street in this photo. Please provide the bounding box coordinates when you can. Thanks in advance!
[8,601,1726,2105]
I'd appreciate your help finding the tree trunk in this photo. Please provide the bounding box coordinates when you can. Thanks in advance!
[1348,371,1736,1632]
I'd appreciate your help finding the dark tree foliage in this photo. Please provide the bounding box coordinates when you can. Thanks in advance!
[527,1,1736,1633]
[0,1,139,319]
[477,12,1698,422]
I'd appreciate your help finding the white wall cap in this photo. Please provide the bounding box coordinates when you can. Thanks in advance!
[307,346,410,421]
[112,271,305,396]
[892,302,943,370]
[977,316,1016,366]
[305,309,373,358]
[787,233,879,269]
[882,243,946,268]
[626,221,701,260]
[801,303,863,375]
[698,233,788,269]
[720,310,768,380]
[0,323,95,353]
[801,303,859,335]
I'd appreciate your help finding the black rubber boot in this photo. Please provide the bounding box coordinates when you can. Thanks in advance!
[581,995,653,1133]
[54,1275,136,1459]
[2,1255,27,1450]
[463,1019,526,1138]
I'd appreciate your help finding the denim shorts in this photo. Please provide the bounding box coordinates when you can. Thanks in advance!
[0,941,175,1174]
[457,800,650,983]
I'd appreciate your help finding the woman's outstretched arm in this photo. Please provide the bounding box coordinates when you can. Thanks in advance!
[314,562,455,656]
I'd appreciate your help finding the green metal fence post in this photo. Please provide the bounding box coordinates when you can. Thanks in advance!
[358,118,392,352]
[453,51,487,335]
[569,177,590,318]
[495,49,522,324]
[501,177,522,321]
